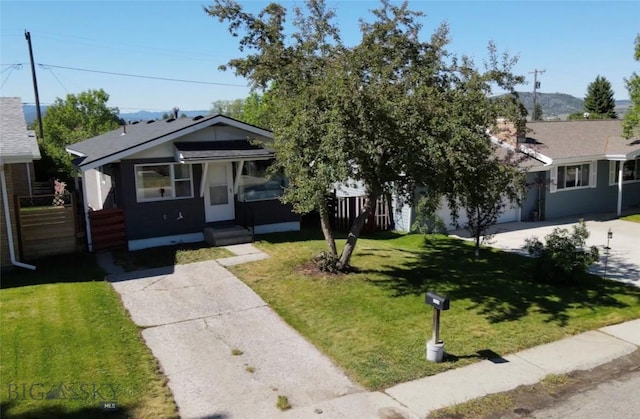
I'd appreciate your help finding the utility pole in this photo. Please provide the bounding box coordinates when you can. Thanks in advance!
[25,30,44,139]
[529,69,546,121]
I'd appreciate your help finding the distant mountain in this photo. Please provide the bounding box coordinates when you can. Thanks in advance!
[501,92,632,120]
[21,104,210,125]
[120,110,210,122]
[513,92,584,119]
[22,104,49,125]
[21,98,633,125]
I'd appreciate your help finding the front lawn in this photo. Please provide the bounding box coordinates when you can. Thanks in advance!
[621,213,640,223]
[0,254,177,418]
[112,242,233,272]
[228,231,640,390]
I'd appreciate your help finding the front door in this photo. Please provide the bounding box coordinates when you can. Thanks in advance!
[204,163,234,222]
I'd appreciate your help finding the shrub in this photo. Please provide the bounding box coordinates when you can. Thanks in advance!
[412,196,448,235]
[524,220,599,283]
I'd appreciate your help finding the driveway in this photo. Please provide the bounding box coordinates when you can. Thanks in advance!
[102,246,415,418]
[450,215,640,286]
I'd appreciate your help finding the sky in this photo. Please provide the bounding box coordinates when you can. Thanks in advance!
[1,0,638,113]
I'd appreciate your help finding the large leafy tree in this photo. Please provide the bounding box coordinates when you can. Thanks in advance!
[623,34,640,138]
[36,89,120,180]
[242,91,272,128]
[584,75,617,118]
[210,98,244,119]
[206,0,524,269]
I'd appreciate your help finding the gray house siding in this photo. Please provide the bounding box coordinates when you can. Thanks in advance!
[620,181,640,209]
[545,160,625,219]
[119,158,205,240]
[522,171,547,221]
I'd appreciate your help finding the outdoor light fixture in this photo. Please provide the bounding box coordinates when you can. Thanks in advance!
[604,228,613,279]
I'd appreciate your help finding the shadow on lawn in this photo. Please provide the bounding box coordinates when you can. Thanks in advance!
[0,401,137,419]
[0,253,105,290]
[368,236,640,327]
[256,227,406,245]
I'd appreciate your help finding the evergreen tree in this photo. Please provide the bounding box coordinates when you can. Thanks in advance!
[533,103,543,120]
[584,75,617,118]
[623,34,640,138]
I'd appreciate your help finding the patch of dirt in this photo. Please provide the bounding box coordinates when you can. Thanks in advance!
[490,349,640,418]
[295,261,359,278]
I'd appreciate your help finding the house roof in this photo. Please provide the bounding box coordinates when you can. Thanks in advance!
[524,120,640,162]
[66,114,273,170]
[0,97,41,164]
[175,141,274,162]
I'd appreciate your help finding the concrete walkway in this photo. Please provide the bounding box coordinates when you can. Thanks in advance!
[449,215,640,286]
[101,245,411,418]
[99,245,640,418]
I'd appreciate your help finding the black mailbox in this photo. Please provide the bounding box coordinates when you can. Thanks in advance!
[425,291,450,310]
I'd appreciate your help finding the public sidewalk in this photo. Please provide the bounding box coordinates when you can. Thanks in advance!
[283,319,640,418]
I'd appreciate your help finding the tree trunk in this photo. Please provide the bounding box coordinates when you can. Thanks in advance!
[317,195,338,256]
[338,192,378,268]
[385,192,395,230]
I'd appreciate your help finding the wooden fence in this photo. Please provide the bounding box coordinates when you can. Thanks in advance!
[17,193,79,260]
[89,209,127,252]
[331,195,393,233]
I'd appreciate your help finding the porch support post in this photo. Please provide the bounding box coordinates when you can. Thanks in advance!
[200,162,209,197]
[233,160,244,194]
[617,162,623,216]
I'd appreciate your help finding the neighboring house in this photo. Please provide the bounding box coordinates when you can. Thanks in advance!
[513,120,640,221]
[0,97,41,270]
[338,119,640,232]
[66,114,300,251]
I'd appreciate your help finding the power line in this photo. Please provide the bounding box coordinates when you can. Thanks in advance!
[38,63,248,87]
[38,64,69,94]
[0,66,17,89]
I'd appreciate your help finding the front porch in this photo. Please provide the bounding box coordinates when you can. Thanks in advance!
[204,223,253,247]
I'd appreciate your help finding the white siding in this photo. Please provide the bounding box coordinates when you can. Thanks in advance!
[437,197,519,230]
[84,168,102,210]
[333,179,367,197]
[392,199,413,232]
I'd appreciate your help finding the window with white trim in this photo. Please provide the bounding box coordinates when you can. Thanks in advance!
[550,161,597,193]
[609,158,640,185]
[135,163,193,202]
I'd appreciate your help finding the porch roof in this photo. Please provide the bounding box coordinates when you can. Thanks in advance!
[175,140,274,162]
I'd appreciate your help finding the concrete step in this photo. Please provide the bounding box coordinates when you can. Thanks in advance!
[204,226,252,247]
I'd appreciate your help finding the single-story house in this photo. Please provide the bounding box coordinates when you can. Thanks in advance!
[514,120,640,221]
[337,119,640,232]
[0,97,41,270]
[66,114,300,251]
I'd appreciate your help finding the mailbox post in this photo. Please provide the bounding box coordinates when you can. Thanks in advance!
[425,291,450,363]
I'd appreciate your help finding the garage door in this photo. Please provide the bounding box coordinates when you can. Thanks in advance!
[436,198,519,230]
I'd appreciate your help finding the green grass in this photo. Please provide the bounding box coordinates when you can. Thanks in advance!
[621,213,640,223]
[112,242,233,271]
[228,230,640,390]
[0,254,177,418]
[276,395,291,411]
